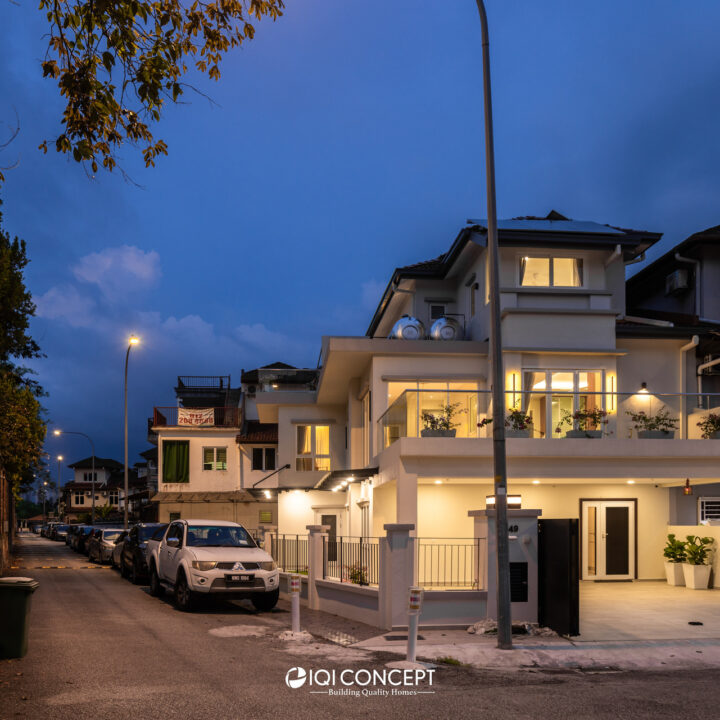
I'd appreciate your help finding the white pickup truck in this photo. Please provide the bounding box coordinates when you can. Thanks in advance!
[145,519,280,611]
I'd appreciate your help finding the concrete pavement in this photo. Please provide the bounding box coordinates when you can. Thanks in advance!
[4,533,720,719]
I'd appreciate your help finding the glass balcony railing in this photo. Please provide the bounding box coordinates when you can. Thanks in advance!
[377,390,720,449]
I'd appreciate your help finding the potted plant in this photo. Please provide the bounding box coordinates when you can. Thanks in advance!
[663,533,686,585]
[682,535,715,589]
[555,407,609,438]
[697,413,720,439]
[421,403,465,438]
[505,407,533,438]
[626,407,679,439]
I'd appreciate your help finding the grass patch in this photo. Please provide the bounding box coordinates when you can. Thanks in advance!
[435,656,467,667]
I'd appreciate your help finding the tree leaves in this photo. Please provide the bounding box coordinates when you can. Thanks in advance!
[39,0,285,173]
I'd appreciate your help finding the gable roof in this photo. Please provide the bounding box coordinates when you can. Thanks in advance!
[67,457,123,471]
[236,422,279,444]
[366,211,662,336]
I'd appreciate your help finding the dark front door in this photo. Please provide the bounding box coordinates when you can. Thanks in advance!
[322,514,337,562]
[605,506,629,575]
[538,519,579,636]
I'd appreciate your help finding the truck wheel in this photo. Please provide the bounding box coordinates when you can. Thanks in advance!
[174,573,196,612]
[149,564,164,597]
[251,589,279,612]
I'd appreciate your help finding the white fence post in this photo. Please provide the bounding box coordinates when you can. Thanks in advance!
[306,524,328,611]
[380,523,416,630]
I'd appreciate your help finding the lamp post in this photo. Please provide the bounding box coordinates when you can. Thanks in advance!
[473,0,512,650]
[55,455,63,519]
[42,480,48,524]
[124,336,140,529]
[54,430,95,524]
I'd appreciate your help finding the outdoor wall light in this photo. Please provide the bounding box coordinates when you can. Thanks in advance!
[684,478,693,496]
[263,490,271,500]
[627,480,636,485]
[638,382,649,394]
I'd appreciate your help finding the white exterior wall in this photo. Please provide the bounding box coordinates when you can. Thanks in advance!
[157,429,240,492]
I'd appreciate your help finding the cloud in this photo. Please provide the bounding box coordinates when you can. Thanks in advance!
[72,245,161,301]
[34,285,96,327]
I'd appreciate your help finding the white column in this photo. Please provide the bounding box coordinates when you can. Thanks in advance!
[306,524,328,611]
[379,523,416,630]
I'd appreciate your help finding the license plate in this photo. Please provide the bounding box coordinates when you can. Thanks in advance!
[227,574,252,583]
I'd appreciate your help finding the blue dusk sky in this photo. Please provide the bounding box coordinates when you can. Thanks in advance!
[1,0,719,471]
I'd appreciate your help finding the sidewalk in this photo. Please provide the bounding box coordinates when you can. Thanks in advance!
[353,628,720,671]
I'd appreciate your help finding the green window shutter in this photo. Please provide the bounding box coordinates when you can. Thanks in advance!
[216,447,227,470]
[203,447,214,470]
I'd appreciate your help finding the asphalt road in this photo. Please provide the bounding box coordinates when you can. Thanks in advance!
[3,534,720,720]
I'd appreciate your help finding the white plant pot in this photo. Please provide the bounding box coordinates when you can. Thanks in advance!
[664,561,685,586]
[682,563,711,589]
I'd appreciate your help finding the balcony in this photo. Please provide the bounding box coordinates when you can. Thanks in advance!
[378,389,720,449]
[153,406,241,428]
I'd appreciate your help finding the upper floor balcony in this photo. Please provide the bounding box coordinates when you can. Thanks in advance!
[153,406,241,428]
[378,388,720,448]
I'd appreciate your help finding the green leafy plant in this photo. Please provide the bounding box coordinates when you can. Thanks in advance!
[555,407,609,435]
[684,535,714,565]
[626,408,679,433]
[697,413,720,439]
[505,407,532,432]
[663,533,686,563]
[96,503,114,521]
[346,563,368,586]
[421,403,466,431]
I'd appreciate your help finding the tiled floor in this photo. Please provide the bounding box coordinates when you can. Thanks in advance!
[579,580,720,641]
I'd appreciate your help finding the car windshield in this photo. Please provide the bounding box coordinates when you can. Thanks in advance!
[82,527,93,535]
[140,525,166,541]
[185,525,256,548]
[103,531,122,541]
[56,525,69,531]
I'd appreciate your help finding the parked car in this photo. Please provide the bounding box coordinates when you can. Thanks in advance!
[145,519,279,612]
[52,524,70,542]
[120,523,168,584]
[88,528,125,564]
[110,531,129,569]
[74,525,95,554]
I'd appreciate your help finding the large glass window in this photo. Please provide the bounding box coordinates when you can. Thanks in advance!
[163,440,190,483]
[519,256,583,287]
[522,370,604,438]
[386,380,480,439]
[296,425,331,471]
[251,447,276,471]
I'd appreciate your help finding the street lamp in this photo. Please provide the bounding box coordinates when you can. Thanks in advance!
[474,0,512,650]
[42,480,48,524]
[124,335,140,529]
[54,430,96,524]
[56,455,63,519]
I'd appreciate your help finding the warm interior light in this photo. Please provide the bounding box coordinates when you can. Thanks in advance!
[53,429,61,436]
[627,480,635,485]
[532,480,540,485]
[434,480,443,485]
[341,480,348,487]
[486,494,522,507]
[263,490,271,500]
[331,486,339,492]
[128,336,140,345]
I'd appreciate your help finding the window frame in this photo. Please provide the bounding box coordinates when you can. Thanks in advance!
[73,491,85,506]
[251,447,276,472]
[108,490,119,505]
[295,424,331,472]
[698,497,720,523]
[202,446,228,471]
[517,254,584,288]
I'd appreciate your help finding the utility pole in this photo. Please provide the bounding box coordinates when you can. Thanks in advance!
[474,0,513,650]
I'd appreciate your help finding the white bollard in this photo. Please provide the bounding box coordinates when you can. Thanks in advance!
[406,586,424,663]
[290,574,301,633]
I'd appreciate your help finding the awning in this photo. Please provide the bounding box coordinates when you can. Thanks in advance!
[314,467,379,491]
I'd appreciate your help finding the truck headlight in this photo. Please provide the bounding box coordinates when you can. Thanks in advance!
[259,561,277,571]
[191,561,217,571]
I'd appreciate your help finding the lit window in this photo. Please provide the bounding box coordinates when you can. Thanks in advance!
[296,425,331,471]
[519,256,582,287]
[259,510,273,524]
[251,447,276,471]
[203,447,228,471]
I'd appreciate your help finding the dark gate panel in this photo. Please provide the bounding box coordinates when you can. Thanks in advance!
[322,515,337,562]
[538,519,579,636]
[605,506,629,575]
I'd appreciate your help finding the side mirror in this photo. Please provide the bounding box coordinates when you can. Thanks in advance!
[166,536,180,548]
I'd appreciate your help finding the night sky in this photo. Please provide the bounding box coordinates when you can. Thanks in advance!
[1,0,719,475]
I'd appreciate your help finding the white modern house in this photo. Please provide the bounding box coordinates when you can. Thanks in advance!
[149,213,720,630]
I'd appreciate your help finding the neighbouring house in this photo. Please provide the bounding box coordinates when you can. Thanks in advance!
[61,457,123,522]
[150,371,297,530]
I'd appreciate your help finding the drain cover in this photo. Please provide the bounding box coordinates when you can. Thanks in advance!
[384,634,425,641]
[688,621,704,626]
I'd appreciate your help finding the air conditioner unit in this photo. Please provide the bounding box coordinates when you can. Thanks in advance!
[665,269,689,296]
[247,385,257,396]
